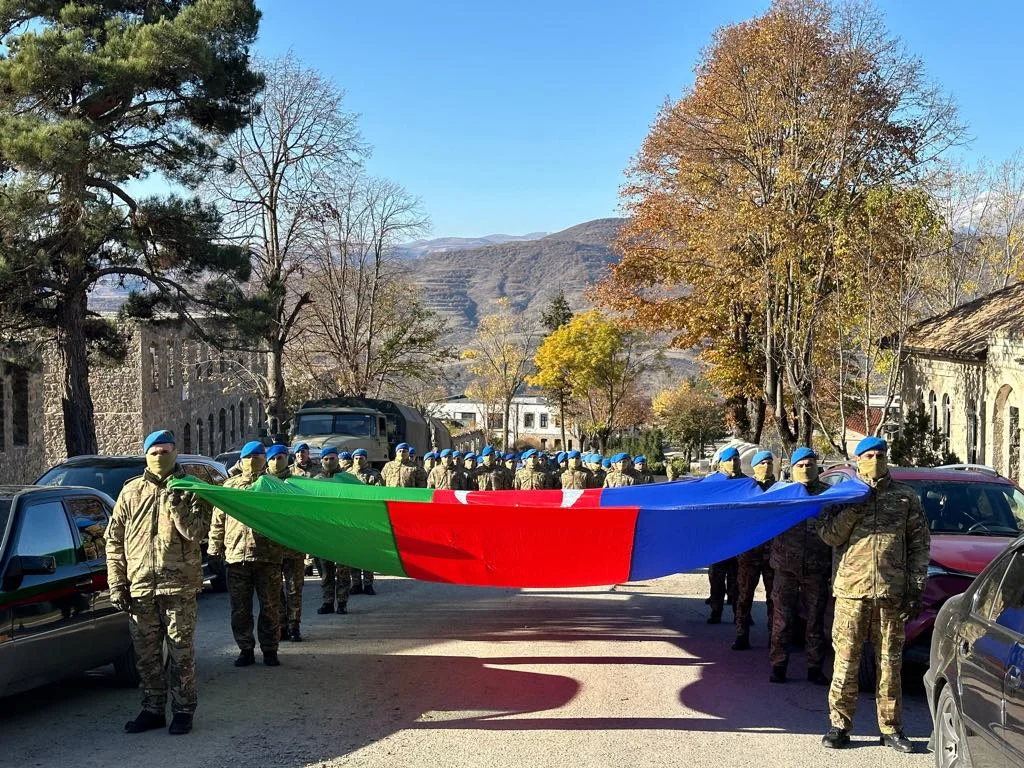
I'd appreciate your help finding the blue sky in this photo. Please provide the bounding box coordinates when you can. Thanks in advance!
[253,0,1024,239]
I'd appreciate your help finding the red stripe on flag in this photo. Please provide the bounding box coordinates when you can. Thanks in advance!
[388,500,638,587]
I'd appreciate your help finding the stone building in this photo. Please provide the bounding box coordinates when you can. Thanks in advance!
[2,318,266,485]
[900,282,1024,482]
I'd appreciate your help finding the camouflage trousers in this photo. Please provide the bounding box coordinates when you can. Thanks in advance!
[227,562,281,653]
[735,544,774,636]
[351,569,374,589]
[769,568,830,668]
[829,597,906,733]
[317,559,351,607]
[280,553,305,630]
[708,557,738,615]
[129,594,198,715]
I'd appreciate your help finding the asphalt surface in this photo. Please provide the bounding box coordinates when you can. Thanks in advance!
[2,572,932,768]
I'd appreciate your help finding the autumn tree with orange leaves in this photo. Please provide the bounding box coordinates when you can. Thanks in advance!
[598,0,962,450]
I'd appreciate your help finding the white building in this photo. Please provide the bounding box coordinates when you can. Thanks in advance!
[430,395,578,451]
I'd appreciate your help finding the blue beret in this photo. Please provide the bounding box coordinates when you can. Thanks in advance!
[293,442,309,452]
[266,444,288,459]
[855,436,887,456]
[408,446,416,456]
[751,450,773,467]
[504,452,515,460]
[720,446,739,461]
[240,440,266,458]
[424,451,436,460]
[789,447,816,465]
[395,443,409,452]
[352,448,368,458]
[634,455,647,464]
[320,446,339,457]
[602,458,612,468]
[611,452,629,464]
[481,445,494,456]
[338,451,352,460]
[568,450,581,458]
[452,450,463,458]
[522,448,537,459]
[556,451,567,461]
[143,430,175,452]
[465,453,477,460]
[439,448,451,458]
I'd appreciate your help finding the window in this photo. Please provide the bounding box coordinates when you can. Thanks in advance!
[239,400,246,439]
[524,413,535,429]
[67,496,108,561]
[149,344,159,391]
[459,411,475,422]
[967,399,979,464]
[294,413,376,437]
[166,340,175,388]
[11,365,28,446]
[973,554,1011,620]
[540,413,549,429]
[183,423,192,454]
[540,438,547,448]
[15,500,75,565]
[905,480,1023,535]
[992,552,1024,634]
[182,463,214,483]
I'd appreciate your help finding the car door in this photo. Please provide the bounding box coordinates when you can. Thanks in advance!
[5,494,101,692]
[958,550,1019,767]
[994,552,1024,764]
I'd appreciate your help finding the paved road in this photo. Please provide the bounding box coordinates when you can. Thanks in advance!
[2,573,932,768]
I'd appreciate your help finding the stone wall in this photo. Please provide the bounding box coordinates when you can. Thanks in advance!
[0,362,47,485]
[901,354,986,464]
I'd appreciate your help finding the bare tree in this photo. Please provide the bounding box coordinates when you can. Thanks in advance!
[205,53,367,434]
[984,151,1024,288]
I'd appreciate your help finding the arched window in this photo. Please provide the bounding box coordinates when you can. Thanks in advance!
[230,405,236,446]
[197,420,204,457]
[218,408,227,453]
[967,399,979,464]
[928,391,937,432]
[239,400,246,439]
[183,423,192,454]
[942,394,951,453]
[166,340,175,388]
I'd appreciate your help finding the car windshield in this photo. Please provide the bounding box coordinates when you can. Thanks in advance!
[36,464,143,499]
[903,480,1024,536]
[295,413,374,437]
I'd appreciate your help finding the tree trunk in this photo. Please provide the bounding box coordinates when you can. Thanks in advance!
[266,343,288,438]
[57,292,98,457]
[559,391,567,449]
[751,397,766,445]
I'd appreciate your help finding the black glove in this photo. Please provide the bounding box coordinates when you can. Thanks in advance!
[207,554,224,573]
[111,587,131,613]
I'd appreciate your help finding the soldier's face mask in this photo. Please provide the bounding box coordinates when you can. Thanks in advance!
[241,456,266,475]
[483,455,494,467]
[146,449,177,477]
[791,461,817,484]
[568,457,582,469]
[527,457,538,469]
[721,457,740,477]
[858,453,888,481]
[268,456,288,475]
[354,456,367,470]
[322,457,339,472]
[753,462,773,482]
[397,450,409,462]
[465,459,476,470]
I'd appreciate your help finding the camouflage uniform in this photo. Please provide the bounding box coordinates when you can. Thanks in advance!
[348,464,383,590]
[209,471,284,654]
[382,458,427,488]
[315,467,351,610]
[634,466,655,484]
[602,469,636,488]
[514,466,551,490]
[560,467,596,490]
[708,467,745,622]
[271,467,306,638]
[770,478,832,670]
[427,462,466,490]
[476,461,513,490]
[734,476,777,640]
[105,466,211,716]
[819,473,930,735]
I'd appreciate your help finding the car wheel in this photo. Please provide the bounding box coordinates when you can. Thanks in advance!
[858,642,877,692]
[112,642,140,688]
[934,684,972,767]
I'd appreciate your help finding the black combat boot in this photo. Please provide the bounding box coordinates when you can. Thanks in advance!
[337,601,348,614]
[279,625,291,642]
[822,727,850,749]
[363,584,376,596]
[731,633,750,651]
[234,649,255,667]
[168,713,193,735]
[880,730,913,753]
[263,650,280,667]
[288,624,302,642]
[769,664,787,683]
[350,584,364,595]
[706,611,722,625]
[124,710,166,733]
[316,602,335,614]
[807,667,830,686]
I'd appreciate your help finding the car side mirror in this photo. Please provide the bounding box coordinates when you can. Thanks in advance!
[2,554,57,591]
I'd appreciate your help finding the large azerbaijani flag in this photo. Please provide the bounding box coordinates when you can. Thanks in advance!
[169,473,870,588]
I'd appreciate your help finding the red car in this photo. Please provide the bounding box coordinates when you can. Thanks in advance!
[820,465,1023,684]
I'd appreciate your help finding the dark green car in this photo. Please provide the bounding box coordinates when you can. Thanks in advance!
[0,485,138,698]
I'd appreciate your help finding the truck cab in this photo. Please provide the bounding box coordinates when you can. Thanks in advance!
[290,405,390,467]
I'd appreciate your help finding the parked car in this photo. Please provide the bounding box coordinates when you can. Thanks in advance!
[35,455,230,591]
[0,485,138,698]
[821,465,1022,688]
[925,534,1024,767]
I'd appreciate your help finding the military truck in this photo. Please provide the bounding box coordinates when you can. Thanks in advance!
[291,397,453,468]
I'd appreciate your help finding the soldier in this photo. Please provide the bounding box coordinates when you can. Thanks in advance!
[770,447,831,684]
[476,446,512,490]
[633,455,655,484]
[427,448,455,489]
[106,430,210,735]
[208,441,284,668]
[732,450,776,651]
[557,451,568,472]
[292,442,318,477]
[267,444,305,643]
[503,452,516,474]
[603,453,637,488]
[514,448,551,489]
[819,437,929,753]
[383,442,428,487]
[560,449,595,489]
[463,452,478,478]
[314,446,351,615]
[338,450,353,472]
[708,446,743,625]
[423,450,438,476]
[348,448,382,595]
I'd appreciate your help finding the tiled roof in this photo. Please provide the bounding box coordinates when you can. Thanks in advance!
[845,407,884,437]
[904,281,1024,360]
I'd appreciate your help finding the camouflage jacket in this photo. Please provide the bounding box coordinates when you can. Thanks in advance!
[427,465,466,490]
[635,470,655,485]
[105,466,212,598]
[592,469,606,487]
[475,465,512,491]
[560,467,596,490]
[382,459,427,488]
[603,469,636,488]
[514,468,551,490]
[349,466,384,486]
[209,472,283,565]
[770,479,832,575]
[818,474,930,599]
[293,461,319,479]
